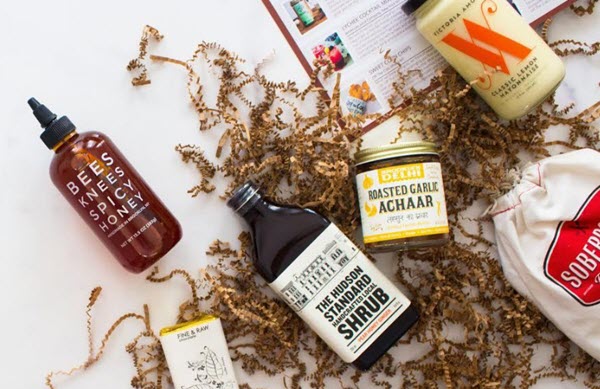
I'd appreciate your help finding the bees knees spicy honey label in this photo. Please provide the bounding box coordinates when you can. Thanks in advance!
[356,161,449,245]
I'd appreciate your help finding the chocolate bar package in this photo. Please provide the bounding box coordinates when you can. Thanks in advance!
[160,315,239,389]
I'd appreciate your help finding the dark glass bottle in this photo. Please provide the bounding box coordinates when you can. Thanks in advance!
[228,181,419,370]
[28,98,182,273]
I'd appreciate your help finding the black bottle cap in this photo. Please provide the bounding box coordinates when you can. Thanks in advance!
[401,0,426,15]
[28,97,76,149]
[227,181,262,215]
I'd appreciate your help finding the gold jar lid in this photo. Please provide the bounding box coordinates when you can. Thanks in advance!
[355,141,438,166]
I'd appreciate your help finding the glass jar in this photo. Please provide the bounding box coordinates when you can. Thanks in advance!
[402,0,565,120]
[355,142,450,252]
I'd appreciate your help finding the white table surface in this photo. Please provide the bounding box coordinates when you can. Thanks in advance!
[1,1,598,388]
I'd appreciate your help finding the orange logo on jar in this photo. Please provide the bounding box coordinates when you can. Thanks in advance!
[378,164,424,184]
[441,19,532,75]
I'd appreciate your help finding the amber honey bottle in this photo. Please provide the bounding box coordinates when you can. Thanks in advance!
[28,98,182,273]
[228,181,419,370]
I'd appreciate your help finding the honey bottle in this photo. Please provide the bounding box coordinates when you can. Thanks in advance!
[228,181,419,370]
[28,98,182,273]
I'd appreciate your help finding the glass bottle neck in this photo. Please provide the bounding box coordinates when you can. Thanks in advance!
[52,131,78,153]
[239,197,272,224]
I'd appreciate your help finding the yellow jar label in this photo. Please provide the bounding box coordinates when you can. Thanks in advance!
[357,162,449,244]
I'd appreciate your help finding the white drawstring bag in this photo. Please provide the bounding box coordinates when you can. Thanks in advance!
[490,149,600,361]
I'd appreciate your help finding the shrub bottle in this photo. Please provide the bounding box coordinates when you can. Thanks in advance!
[228,181,419,370]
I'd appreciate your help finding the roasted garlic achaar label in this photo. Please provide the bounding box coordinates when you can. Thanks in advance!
[269,224,411,363]
[356,162,449,244]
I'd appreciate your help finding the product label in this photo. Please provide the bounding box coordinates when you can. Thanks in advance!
[544,186,600,306]
[423,0,558,108]
[269,224,411,363]
[160,317,239,389]
[64,150,153,248]
[356,162,449,244]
